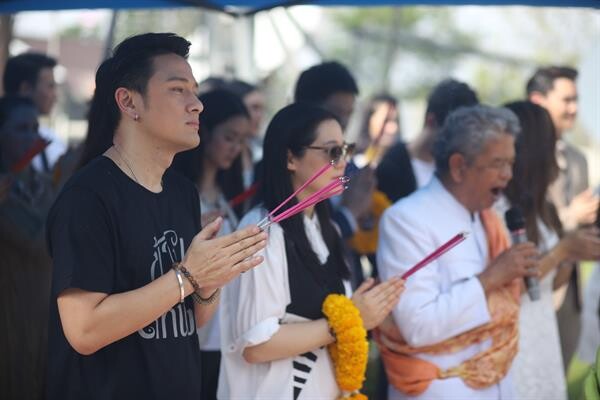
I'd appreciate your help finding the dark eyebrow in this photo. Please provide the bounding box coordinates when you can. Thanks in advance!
[166,76,199,89]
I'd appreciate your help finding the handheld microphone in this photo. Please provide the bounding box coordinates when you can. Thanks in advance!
[505,207,540,301]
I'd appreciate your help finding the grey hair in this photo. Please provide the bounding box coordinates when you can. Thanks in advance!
[433,105,521,176]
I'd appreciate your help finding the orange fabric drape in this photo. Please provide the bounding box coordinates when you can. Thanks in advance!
[375,209,520,396]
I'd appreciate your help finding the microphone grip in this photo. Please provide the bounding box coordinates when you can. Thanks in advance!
[510,230,540,301]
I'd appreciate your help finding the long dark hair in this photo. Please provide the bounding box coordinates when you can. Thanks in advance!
[78,33,191,168]
[503,101,562,244]
[356,93,398,154]
[171,89,248,214]
[259,102,350,281]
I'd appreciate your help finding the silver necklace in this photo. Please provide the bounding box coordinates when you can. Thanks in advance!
[113,145,163,190]
[113,145,140,184]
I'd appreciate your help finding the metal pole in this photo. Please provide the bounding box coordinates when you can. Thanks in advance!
[104,10,118,60]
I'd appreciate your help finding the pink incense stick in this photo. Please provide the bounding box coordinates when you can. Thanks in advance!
[271,183,346,224]
[257,161,334,227]
[273,177,347,222]
[259,177,348,229]
[401,231,469,280]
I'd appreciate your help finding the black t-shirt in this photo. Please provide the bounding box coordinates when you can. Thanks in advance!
[376,141,418,203]
[46,156,202,400]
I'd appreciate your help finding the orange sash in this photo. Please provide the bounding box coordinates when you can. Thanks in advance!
[375,209,520,396]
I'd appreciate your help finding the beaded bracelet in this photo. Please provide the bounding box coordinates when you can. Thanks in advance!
[194,287,220,305]
[172,263,220,305]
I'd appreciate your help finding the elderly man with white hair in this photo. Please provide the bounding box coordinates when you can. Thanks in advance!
[376,105,540,400]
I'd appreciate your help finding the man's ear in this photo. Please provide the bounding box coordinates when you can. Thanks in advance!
[528,91,547,107]
[114,87,140,121]
[286,150,297,172]
[448,152,467,183]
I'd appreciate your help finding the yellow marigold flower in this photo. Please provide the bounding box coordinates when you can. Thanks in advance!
[322,294,369,398]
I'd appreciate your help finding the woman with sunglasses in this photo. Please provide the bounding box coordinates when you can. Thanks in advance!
[218,103,405,399]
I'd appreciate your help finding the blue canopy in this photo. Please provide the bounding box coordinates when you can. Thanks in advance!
[0,0,597,15]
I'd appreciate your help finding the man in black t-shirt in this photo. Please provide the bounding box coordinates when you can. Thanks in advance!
[46,33,267,400]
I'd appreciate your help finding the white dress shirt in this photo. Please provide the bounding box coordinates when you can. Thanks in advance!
[410,158,435,189]
[377,177,516,400]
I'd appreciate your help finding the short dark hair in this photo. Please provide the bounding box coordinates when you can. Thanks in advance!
[294,61,359,104]
[226,79,258,99]
[526,66,578,96]
[3,53,57,95]
[198,76,227,94]
[79,32,191,167]
[425,79,479,127]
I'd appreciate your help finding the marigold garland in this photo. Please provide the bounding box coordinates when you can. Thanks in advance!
[322,294,369,400]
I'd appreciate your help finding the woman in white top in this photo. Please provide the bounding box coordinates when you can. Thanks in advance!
[219,103,405,399]
[171,89,249,399]
[501,101,600,400]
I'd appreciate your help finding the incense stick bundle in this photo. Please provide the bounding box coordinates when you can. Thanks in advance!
[258,176,349,230]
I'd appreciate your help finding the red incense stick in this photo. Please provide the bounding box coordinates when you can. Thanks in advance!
[401,231,469,280]
[229,183,259,208]
[10,138,49,173]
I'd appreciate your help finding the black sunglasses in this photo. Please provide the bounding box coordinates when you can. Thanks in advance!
[305,142,356,165]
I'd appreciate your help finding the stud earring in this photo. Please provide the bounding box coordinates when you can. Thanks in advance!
[134,114,139,121]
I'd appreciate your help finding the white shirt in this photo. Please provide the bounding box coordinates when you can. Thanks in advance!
[410,158,435,188]
[218,208,351,399]
[377,177,516,400]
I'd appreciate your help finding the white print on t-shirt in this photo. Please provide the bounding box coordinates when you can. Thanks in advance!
[137,230,196,340]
